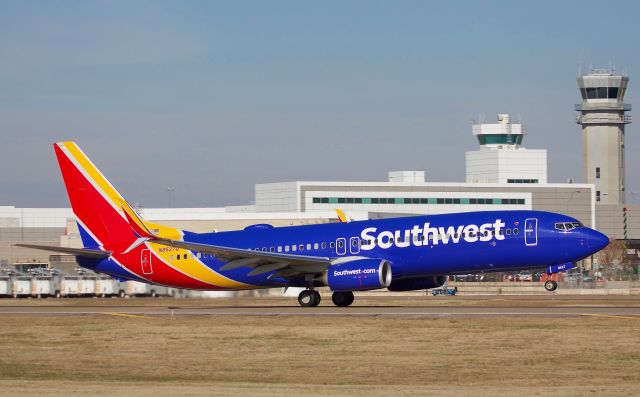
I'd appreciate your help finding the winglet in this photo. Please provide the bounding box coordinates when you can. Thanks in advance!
[335,209,350,223]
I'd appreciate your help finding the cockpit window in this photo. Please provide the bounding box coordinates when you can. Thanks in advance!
[555,221,584,231]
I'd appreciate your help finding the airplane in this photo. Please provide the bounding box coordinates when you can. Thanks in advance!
[18,142,609,307]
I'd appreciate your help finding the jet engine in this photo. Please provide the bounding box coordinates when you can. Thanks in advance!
[322,259,392,291]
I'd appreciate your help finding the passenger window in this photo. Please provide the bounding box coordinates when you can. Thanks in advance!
[513,228,519,235]
[299,245,305,251]
[292,245,297,252]
[306,244,311,250]
[338,241,344,248]
[262,247,267,252]
[196,252,201,258]
[314,243,319,249]
[285,245,290,252]
[270,247,275,252]
[506,229,511,235]
[277,246,282,252]
[321,242,326,249]
[169,255,174,260]
[330,242,335,248]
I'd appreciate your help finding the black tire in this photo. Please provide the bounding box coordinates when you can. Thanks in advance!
[544,280,558,292]
[332,291,354,307]
[311,290,321,307]
[150,290,157,298]
[54,291,61,299]
[119,290,126,298]
[298,290,316,307]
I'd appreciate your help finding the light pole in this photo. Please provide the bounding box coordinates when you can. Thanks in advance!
[565,190,582,212]
[166,187,175,208]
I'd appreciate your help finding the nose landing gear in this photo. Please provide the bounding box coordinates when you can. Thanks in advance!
[544,280,558,292]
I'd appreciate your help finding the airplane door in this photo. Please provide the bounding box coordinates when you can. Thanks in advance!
[524,218,538,247]
[336,238,346,255]
[349,237,360,254]
[141,249,153,274]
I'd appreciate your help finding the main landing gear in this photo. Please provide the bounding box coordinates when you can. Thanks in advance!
[297,290,356,307]
[298,289,321,307]
[544,280,558,292]
[331,291,354,307]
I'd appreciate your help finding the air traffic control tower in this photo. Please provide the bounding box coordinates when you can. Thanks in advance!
[576,68,631,205]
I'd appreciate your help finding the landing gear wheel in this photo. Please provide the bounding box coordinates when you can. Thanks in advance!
[332,291,355,307]
[311,290,321,306]
[298,290,320,307]
[544,280,558,292]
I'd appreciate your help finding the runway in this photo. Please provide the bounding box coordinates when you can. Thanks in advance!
[0,303,639,318]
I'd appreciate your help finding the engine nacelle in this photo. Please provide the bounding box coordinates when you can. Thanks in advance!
[387,275,446,292]
[323,259,392,292]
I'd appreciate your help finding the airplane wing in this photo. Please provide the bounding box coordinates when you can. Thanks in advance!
[14,244,111,259]
[151,238,332,277]
[121,207,336,279]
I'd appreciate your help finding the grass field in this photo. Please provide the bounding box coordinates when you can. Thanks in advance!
[0,296,639,396]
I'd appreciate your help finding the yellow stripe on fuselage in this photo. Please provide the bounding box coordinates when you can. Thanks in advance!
[148,243,254,289]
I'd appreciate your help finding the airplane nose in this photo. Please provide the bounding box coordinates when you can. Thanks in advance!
[587,229,609,253]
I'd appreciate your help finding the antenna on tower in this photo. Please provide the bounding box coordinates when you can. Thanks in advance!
[578,50,584,76]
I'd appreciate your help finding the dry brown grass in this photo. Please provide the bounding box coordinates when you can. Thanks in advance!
[0,307,638,396]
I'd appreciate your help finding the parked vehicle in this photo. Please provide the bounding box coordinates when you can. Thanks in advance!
[0,275,12,297]
[95,276,119,297]
[431,286,458,296]
[517,271,533,281]
[120,280,171,297]
[60,275,81,297]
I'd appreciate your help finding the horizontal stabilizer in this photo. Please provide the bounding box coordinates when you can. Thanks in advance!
[15,244,111,259]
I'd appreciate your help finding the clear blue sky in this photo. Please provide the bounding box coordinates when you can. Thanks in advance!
[1,0,638,207]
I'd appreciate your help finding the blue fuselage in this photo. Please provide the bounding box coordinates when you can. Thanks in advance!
[98,210,605,289]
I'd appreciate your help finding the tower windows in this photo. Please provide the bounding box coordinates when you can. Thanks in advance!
[596,167,600,179]
[585,87,619,99]
[596,191,601,202]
